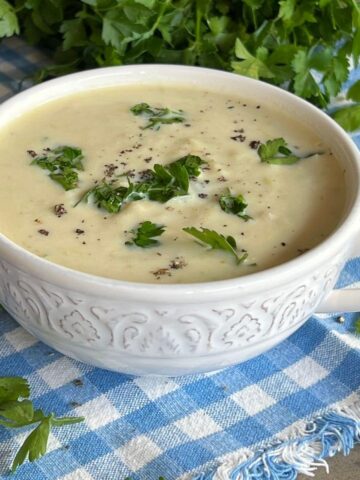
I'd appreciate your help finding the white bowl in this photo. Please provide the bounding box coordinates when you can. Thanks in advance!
[0,66,359,376]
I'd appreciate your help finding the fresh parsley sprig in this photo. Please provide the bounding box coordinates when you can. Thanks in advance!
[145,155,206,202]
[2,1,359,131]
[30,146,84,190]
[0,377,84,472]
[130,103,185,130]
[258,138,323,165]
[183,227,248,265]
[126,221,165,248]
[76,179,148,213]
[219,189,252,221]
[77,154,206,213]
[257,138,301,165]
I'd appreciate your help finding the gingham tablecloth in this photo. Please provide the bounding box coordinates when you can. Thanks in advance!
[0,38,359,480]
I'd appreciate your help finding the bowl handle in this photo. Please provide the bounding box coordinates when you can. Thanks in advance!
[316,241,360,313]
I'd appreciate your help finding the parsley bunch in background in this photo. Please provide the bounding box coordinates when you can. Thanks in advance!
[0,0,359,130]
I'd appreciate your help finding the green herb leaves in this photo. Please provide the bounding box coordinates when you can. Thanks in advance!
[2,1,359,130]
[78,180,148,214]
[331,105,360,132]
[78,154,206,213]
[30,146,84,190]
[258,138,323,165]
[183,227,248,265]
[131,103,185,130]
[258,138,301,165]
[219,189,252,221]
[0,377,84,472]
[126,221,165,248]
[0,0,19,37]
[146,155,206,203]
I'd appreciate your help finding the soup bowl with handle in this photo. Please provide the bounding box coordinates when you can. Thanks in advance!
[0,65,359,376]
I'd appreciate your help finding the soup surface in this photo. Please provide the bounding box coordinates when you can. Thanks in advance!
[0,85,346,283]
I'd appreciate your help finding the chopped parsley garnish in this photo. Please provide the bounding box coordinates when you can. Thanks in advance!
[183,227,248,265]
[172,154,206,177]
[0,376,84,472]
[257,138,323,165]
[77,154,206,212]
[145,155,206,203]
[30,146,84,190]
[219,189,252,221]
[130,103,185,130]
[258,138,300,165]
[77,179,148,213]
[126,221,165,248]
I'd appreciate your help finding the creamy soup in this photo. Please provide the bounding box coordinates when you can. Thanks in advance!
[0,85,346,283]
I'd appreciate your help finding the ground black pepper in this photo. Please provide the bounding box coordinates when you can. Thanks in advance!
[54,204,67,217]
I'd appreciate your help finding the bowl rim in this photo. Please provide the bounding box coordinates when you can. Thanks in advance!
[0,64,359,299]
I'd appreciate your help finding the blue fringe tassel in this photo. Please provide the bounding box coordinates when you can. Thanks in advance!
[192,406,360,480]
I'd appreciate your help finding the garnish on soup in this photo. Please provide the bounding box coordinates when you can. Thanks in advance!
[183,227,248,265]
[258,138,323,165]
[126,221,165,248]
[77,154,207,211]
[130,103,185,130]
[0,85,345,283]
[30,146,84,190]
[219,189,252,221]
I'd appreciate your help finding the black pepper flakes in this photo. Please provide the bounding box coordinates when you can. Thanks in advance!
[27,149,37,158]
[249,140,261,150]
[198,193,208,199]
[152,268,171,277]
[169,257,187,270]
[231,134,246,142]
[104,163,118,177]
[75,229,85,235]
[54,204,67,217]
[38,229,49,236]
[144,157,153,163]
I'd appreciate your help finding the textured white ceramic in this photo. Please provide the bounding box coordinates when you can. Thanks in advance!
[0,66,359,376]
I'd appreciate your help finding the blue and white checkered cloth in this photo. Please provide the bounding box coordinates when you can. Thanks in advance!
[0,38,359,480]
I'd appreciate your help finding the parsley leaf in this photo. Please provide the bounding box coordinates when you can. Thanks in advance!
[171,154,206,177]
[78,179,148,213]
[30,146,84,190]
[257,138,301,165]
[331,104,360,133]
[347,80,360,102]
[0,377,84,472]
[257,138,322,165]
[3,1,359,131]
[126,221,165,248]
[130,103,185,130]
[78,154,206,212]
[183,227,248,265]
[0,377,29,403]
[0,0,19,37]
[219,189,252,221]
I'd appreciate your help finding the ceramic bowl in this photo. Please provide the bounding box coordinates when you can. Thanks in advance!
[0,66,359,376]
